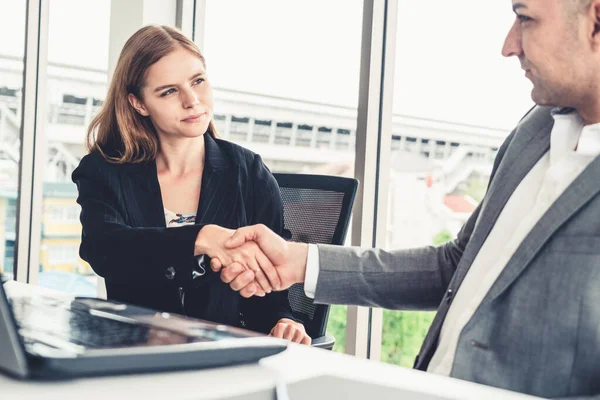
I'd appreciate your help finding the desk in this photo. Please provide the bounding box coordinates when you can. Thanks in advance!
[1,282,543,400]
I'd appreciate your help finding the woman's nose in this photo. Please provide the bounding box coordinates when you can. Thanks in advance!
[182,89,200,108]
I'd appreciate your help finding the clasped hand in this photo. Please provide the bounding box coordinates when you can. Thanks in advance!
[195,224,307,298]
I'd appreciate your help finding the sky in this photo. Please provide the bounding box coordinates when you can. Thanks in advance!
[0,0,533,131]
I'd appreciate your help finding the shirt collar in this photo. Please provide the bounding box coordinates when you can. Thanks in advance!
[550,108,600,159]
[578,123,600,156]
[550,109,583,165]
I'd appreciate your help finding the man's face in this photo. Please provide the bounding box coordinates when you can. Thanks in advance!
[502,0,592,108]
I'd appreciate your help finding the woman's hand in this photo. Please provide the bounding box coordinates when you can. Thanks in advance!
[269,318,311,345]
[194,224,234,257]
[195,225,273,296]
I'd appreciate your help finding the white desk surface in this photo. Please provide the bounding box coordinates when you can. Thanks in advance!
[0,281,543,400]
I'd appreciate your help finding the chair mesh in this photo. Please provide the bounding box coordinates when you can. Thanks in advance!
[279,188,344,245]
[279,187,344,334]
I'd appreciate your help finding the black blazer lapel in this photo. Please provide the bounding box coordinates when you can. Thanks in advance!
[119,162,166,228]
[119,134,244,230]
[195,134,243,228]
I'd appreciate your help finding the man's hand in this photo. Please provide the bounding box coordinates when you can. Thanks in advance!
[195,225,275,296]
[210,224,309,298]
[270,318,311,345]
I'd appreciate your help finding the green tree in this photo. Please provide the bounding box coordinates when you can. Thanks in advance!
[433,229,453,246]
[326,305,347,353]
[381,310,435,366]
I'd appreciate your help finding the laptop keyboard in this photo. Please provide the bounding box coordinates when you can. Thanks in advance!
[9,296,190,349]
[58,309,151,348]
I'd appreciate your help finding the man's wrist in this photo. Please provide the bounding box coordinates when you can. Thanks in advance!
[303,244,319,298]
[289,242,309,284]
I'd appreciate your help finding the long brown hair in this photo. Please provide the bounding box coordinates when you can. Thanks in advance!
[87,25,218,164]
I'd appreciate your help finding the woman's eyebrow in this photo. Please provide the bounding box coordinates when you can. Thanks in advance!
[153,72,205,93]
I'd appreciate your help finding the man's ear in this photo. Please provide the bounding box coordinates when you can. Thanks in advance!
[127,93,150,117]
[589,0,600,40]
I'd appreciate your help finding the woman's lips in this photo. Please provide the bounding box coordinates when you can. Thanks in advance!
[183,113,207,122]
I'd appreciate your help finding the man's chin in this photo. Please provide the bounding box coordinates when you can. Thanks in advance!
[530,88,555,107]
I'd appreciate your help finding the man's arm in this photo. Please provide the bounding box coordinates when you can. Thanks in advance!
[313,205,478,310]
[304,218,475,310]
[215,118,520,303]
[214,180,480,305]
[213,212,476,310]
[308,117,525,309]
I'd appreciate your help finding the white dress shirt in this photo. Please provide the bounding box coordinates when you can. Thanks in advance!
[303,110,600,375]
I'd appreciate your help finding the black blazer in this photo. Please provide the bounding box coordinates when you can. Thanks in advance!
[72,134,294,334]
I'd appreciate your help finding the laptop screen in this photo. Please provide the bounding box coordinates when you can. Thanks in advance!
[6,289,260,351]
[0,276,30,378]
[1,275,288,380]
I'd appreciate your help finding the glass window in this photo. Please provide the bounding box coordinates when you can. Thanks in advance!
[47,244,80,264]
[37,0,111,295]
[379,0,534,367]
[203,0,363,352]
[0,0,26,281]
[4,240,15,276]
[46,203,81,223]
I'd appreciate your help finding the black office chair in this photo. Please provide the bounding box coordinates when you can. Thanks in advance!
[273,173,358,350]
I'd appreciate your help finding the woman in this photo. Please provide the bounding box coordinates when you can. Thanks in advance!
[72,25,310,344]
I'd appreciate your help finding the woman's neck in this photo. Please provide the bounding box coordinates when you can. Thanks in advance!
[155,135,205,176]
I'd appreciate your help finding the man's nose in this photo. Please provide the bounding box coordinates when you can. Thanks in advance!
[501,20,523,58]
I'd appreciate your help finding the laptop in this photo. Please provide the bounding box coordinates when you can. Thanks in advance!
[0,275,288,380]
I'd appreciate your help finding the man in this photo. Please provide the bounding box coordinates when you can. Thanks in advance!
[207,0,600,398]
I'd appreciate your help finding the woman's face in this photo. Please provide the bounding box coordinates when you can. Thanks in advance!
[129,46,214,141]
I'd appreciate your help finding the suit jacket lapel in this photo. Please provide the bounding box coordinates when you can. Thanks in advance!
[484,154,600,302]
[415,108,555,370]
[195,134,241,228]
[120,161,166,228]
[450,107,554,292]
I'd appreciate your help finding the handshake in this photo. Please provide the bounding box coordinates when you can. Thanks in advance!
[194,224,309,298]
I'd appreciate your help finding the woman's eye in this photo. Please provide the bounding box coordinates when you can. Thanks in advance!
[161,88,176,97]
[193,78,204,85]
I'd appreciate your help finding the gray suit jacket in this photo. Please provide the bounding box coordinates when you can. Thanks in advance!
[315,106,600,399]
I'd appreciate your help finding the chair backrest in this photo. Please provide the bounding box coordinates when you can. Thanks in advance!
[273,173,358,339]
